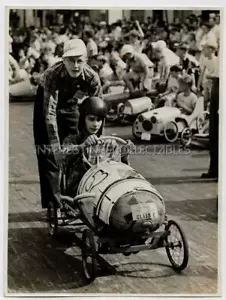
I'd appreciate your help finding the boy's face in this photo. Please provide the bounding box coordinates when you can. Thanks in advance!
[171,70,180,78]
[85,115,103,135]
[179,81,189,92]
[63,54,87,78]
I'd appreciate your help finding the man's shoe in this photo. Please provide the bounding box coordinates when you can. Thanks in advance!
[201,172,218,179]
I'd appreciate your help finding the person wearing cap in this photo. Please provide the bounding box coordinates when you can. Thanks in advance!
[152,40,180,90]
[120,44,154,93]
[175,74,198,116]
[33,38,102,210]
[197,40,218,109]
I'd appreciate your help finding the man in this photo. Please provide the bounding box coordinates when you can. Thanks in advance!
[152,40,180,91]
[197,40,218,109]
[209,13,220,50]
[33,39,102,209]
[176,42,199,88]
[120,44,154,93]
[201,51,219,179]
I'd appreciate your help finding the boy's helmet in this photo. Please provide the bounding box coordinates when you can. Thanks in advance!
[79,96,107,118]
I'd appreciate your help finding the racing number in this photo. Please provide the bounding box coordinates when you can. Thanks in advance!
[85,170,108,192]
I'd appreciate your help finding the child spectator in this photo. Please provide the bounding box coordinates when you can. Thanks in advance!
[176,74,198,115]
[156,64,182,107]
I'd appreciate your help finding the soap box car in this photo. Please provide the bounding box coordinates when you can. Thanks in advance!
[47,136,189,283]
[132,96,206,143]
[104,90,158,124]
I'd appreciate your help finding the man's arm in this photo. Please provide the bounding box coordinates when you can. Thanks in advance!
[42,71,60,160]
[138,55,152,89]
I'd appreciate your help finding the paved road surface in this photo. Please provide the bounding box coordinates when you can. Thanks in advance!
[7,102,218,295]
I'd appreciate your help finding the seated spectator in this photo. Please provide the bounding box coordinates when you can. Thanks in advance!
[120,44,154,93]
[97,55,114,93]
[175,74,198,115]
[156,64,182,107]
[56,27,69,44]
[180,23,190,43]
[83,29,98,63]
[18,48,30,70]
[169,27,181,50]
[186,33,198,56]
[176,42,199,88]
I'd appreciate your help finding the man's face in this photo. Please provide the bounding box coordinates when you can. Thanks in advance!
[209,17,215,27]
[129,35,138,44]
[203,46,213,58]
[63,54,87,78]
[216,15,220,25]
[176,48,186,59]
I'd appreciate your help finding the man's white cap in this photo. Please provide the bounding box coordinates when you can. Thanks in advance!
[152,40,167,50]
[63,39,87,58]
[120,44,134,58]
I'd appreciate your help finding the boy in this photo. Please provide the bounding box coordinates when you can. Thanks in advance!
[156,64,182,107]
[120,44,154,93]
[176,74,198,115]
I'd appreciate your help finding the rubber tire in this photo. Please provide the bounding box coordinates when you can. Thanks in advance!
[165,220,189,271]
[181,127,192,147]
[164,121,179,143]
[196,111,210,134]
[82,229,97,283]
[47,201,58,237]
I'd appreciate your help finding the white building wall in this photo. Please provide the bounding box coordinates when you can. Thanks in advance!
[108,10,123,24]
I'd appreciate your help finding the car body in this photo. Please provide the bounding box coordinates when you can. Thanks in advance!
[133,96,205,143]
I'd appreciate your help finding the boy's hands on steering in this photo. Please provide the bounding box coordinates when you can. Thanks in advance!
[83,134,99,147]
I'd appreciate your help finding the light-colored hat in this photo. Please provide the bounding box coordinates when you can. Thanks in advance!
[62,39,87,57]
[120,44,134,58]
[152,40,167,50]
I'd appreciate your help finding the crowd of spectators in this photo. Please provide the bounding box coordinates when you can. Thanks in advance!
[9,11,220,104]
